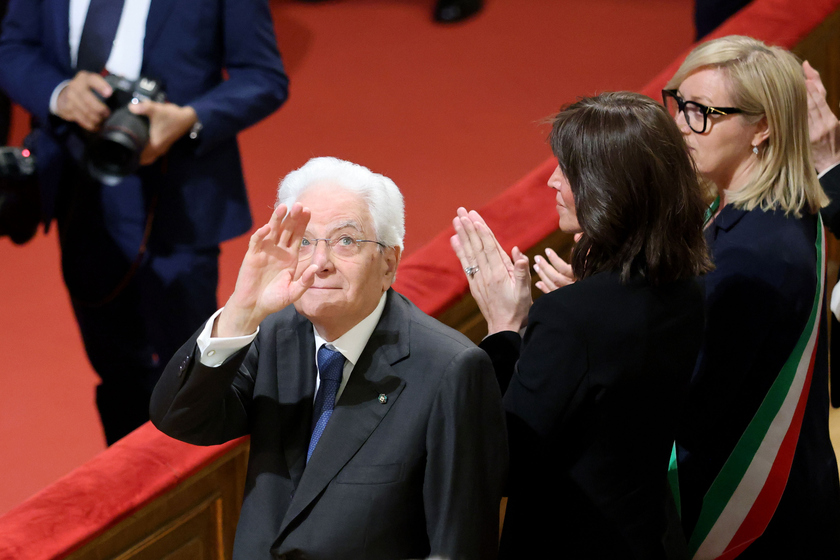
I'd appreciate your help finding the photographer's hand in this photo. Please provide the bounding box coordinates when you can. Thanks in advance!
[128,101,198,165]
[55,71,112,131]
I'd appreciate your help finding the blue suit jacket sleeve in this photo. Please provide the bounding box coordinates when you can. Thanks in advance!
[0,0,72,126]
[166,0,288,154]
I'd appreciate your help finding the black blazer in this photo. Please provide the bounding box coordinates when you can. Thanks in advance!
[821,165,840,407]
[481,270,703,560]
[150,290,508,560]
[820,165,840,236]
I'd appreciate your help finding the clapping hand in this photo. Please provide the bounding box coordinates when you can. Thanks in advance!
[533,247,575,293]
[803,60,840,173]
[215,203,319,337]
[450,207,532,335]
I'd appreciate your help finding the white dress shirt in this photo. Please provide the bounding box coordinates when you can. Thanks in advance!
[51,0,152,113]
[196,293,388,402]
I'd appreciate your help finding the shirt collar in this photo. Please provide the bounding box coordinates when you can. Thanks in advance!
[313,292,388,366]
[709,202,749,233]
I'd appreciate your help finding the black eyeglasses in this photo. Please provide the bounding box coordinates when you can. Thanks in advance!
[662,89,744,133]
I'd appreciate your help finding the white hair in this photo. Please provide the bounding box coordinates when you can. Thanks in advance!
[276,157,405,250]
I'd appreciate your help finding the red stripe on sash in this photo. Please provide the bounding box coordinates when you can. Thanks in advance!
[717,329,819,560]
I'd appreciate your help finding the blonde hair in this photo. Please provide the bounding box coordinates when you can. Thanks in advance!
[666,35,826,216]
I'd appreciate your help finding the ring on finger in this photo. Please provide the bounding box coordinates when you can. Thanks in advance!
[465,265,479,278]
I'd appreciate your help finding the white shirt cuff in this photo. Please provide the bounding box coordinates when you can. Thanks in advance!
[818,161,840,179]
[831,281,840,322]
[49,80,72,115]
[196,308,259,367]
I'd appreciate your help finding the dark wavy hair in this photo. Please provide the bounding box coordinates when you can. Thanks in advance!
[549,91,713,285]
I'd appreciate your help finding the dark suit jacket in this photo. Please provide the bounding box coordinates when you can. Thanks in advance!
[820,164,840,236]
[481,271,703,560]
[820,165,840,407]
[0,0,287,246]
[677,205,840,558]
[150,290,508,560]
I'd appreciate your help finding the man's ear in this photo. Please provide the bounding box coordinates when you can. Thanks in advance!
[383,246,401,286]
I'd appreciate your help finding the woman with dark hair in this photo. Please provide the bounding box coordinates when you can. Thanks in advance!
[450,91,712,559]
[662,36,840,559]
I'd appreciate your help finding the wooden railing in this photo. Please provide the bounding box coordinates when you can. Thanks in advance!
[65,442,248,560]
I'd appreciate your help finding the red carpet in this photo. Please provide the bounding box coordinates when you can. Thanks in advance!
[0,0,696,515]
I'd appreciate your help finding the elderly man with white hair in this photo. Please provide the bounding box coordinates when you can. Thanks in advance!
[151,157,507,560]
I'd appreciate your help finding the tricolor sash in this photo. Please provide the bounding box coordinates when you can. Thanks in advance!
[669,212,826,560]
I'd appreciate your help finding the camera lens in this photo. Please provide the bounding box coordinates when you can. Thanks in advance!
[87,107,150,186]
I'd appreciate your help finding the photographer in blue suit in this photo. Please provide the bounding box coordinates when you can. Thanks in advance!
[0,0,288,444]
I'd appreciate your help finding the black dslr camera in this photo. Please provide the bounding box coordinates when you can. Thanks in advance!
[0,143,39,244]
[87,74,166,186]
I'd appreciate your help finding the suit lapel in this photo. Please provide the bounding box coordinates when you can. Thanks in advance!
[275,291,411,540]
[278,315,317,489]
[143,0,179,55]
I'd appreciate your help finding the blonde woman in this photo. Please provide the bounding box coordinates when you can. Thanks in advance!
[663,35,840,559]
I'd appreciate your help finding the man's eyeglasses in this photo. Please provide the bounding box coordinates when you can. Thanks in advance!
[662,89,744,134]
[299,235,386,261]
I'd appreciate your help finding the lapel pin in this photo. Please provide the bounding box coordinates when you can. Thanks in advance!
[378,394,388,404]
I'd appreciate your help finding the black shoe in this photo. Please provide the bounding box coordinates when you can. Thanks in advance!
[434,0,483,23]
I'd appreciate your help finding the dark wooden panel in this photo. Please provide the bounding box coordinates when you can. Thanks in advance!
[64,442,248,560]
[795,8,840,381]
[794,8,840,278]
[795,8,840,113]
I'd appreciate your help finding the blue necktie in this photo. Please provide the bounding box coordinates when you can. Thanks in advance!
[76,0,127,72]
[307,345,344,463]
